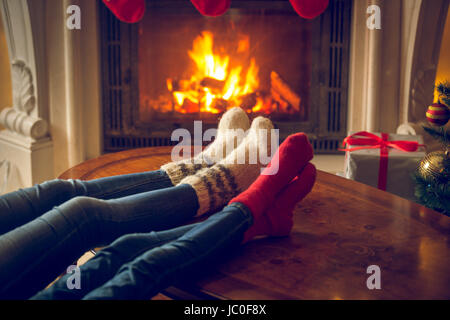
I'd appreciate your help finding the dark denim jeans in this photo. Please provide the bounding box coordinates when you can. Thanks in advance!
[31,203,253,300]
[0,170,173,236]
[0,170,202,299]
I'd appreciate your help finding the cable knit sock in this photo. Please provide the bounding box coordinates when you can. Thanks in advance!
[229,133,314,219]
[242,163,316,243]
[180,116,275,216]
[190,0,231,17]
[161,107,250,185]
[102,0,146,23]
[289,0,329,19]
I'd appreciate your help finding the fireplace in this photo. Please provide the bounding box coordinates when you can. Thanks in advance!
[100,0,352,153]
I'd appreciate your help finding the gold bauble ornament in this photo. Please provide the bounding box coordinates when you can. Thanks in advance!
[417,151,450,182]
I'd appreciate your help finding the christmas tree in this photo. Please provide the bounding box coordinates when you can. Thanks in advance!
[413,81,450,216]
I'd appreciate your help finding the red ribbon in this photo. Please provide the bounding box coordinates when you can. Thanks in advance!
[340,131,424,191]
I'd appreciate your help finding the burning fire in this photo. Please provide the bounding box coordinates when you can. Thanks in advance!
[166,31,265,114]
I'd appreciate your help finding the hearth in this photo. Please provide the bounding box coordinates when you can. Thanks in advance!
[100,0,352,153]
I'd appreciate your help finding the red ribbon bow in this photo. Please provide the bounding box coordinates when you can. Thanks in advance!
[340,131,423,191]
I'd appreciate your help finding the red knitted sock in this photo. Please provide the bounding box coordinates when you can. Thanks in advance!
[190,0,231,17]
[289,0,329,19]
[243,163,316,243]
[229,133,313,219]
[102,0,146,23]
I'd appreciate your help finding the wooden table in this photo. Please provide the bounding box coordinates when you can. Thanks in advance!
[60,147,450,300]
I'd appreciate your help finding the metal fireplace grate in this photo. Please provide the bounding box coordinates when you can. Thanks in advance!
[104,136,176,150]
[327,0,347,134]
[310,137,343,153]
[100,0,352,155]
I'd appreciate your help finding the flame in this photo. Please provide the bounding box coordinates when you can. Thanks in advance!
[189,31,229,81]
[244,58,259,94]
[167,31,263,114]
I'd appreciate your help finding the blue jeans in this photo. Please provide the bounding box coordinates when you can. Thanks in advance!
[0,170,202,299]
[31,203,253,300]
[0,170,173,236]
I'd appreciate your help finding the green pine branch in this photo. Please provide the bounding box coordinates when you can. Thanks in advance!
[437,81,450,107]
[412,172,450,216]
[422,126,450,145]
[437,81,450,96]
[442,97,450,107]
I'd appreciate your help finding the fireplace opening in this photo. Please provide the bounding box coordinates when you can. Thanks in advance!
[138,9,311,123]
[100,0,352,153]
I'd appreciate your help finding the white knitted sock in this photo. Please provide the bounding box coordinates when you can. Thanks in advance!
[180,116,276,216]
[161,107,250,185]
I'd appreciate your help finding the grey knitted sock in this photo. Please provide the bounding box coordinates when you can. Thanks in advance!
[180,116,275,216]
[161,107,250,185]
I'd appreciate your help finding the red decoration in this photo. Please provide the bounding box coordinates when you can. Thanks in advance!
[289,0,330,19]
[190,0,231,17]
[102,0,329,22]
[426,103,450,127]
[341,132,424,191]
[102,0,145,23]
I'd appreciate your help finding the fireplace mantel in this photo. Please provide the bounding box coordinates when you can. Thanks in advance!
[0,0,53,192]
[0,0,102,193]
[0,0,448,193]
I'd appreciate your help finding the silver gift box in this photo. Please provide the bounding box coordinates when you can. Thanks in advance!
[344,133,426,202]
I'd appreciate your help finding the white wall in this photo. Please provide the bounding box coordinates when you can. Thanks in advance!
[44,0,103,177]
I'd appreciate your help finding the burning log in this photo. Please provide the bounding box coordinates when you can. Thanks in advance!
[212,98,228,112]
[167,78,192,92]
[240,92,257,110]
[270,88,289,112]
[200,77,225,92]
[181,99,199,113]
[270,71,301,112]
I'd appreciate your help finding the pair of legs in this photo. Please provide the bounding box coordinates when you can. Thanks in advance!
[0,170,174,236]
[31,203,253,300]
[32,158,316,300]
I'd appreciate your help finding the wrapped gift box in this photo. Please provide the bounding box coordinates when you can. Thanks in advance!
[343,132,426,201]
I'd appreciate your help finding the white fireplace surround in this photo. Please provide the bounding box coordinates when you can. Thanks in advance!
[0,0,448,193]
